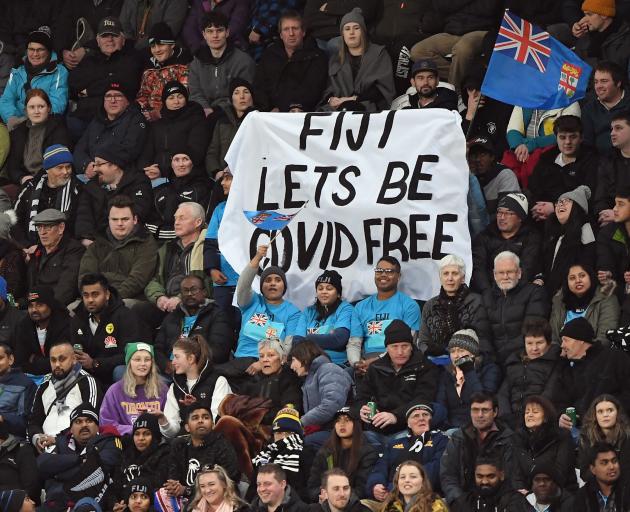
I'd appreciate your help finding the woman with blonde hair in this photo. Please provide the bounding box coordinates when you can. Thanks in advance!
[381,461,447,512]
[100,342,168,435]
[189,465,249,512]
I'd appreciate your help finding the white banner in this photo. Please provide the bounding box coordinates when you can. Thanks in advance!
[219,110,471,310]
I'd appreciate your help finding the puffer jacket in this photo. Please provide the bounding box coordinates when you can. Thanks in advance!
[0,52,68,122]
[482,281,549,366]
[301,355,352,427]
[0,369,36,437]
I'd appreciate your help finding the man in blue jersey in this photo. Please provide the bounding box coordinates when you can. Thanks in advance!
[350,256,420,375]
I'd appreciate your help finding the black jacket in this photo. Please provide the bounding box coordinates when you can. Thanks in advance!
[596,222,630,294]
[0,304,25,349]
[512,424,577,491]
[505,0,563,26]
[552,343,630,421]
[309,498,370,512]
[73,103,148,173]
[354,351,438,434]
[254,39,329,112]
[167,431,239,494]
[497,344,561,427]
[573,480,630,512]
[6,115,70,185]
[27,236,85,305]
[146,167,211,241]
[404,88,458,110]
[472,223,543,293]
[67,43,142,121]
[138,101,210,172]
[303,0,378,40]
[307,440,378,501]
[0,434,40,501]
[155,300,233,368]
[528,146,599,207]
[451,484,529,512]
[251,485,309,512]
[74,170,153,241]
[482,281,549,366]
[594,149,630,215]
[436,0,502,35]
[70,288,150,383]
[14,308,71,375]
[171,361,223,419]
[440,422,516,504]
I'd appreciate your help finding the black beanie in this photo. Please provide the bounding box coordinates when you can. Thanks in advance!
[559,317,595,343]
[162,80,189,103]
[528,462,563,487]
[27,26,53,53]
[315,270,342,296]
[133,412,161,440]
[94,143,129,170]
[27,286,64,312]
[148,22,175,46]
[229,77,253,98]
[384,319,413,346]
[260,266,288,296]
[125,477,154,505]
[70,402,99,425]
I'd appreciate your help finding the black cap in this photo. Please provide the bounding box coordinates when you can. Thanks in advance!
[27,286,64,311]
[333,406,356,420]
[384,319,413,346]
[411,58,438,77]
[97,17,123,37]
[468,136,494,153]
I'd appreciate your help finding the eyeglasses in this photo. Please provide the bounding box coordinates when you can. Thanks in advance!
[94,160,112,168]
[496,209,516,217]
[181,286,203,295]
[104,93,125,101]
[27,47,48,54]
[35,224,59,232]
[374,268,397,275]
[556,198,571,207]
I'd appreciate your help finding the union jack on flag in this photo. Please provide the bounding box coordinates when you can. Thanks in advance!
[367,321,383,335]
[249,313,268,327]
[494,11,551,73]
[251,212,271,225]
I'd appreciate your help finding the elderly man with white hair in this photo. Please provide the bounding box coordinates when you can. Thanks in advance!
[481,251,549,367]
[137,202,212,330]
[417,254,492,361]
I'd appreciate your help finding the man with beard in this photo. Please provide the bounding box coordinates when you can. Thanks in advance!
[71,273,149,384]
[28,341,103,451]
[481,251,549,367]
[251,463,308,512]
[37,403,122,512]
[311,469,370,512]
[26,209,85,306]
[161,402,239,500]
[467,138,520,216]
[573,442,630,511]
[520,464,573,512]
[155,274,232,371]
[391,59,458,110]
[14,145,83,247]
[13,287,71,375]
[451,458,527,511]
[79,195,158,303]
[350,256,420,372]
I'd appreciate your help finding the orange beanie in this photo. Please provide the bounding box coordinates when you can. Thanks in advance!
[581,0,616,16]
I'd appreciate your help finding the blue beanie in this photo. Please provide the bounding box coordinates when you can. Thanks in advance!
[43,144,73,171]
[0,277,7,301]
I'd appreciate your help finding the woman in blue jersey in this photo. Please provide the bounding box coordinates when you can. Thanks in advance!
[293,270,354,366]
[234,244,301,371]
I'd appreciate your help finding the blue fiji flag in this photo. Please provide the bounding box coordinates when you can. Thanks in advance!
[481,10,592,109]
[243,210,298,231]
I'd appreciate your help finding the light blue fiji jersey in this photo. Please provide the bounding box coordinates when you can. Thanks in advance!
[206,202,239,286]
[295,301,354,364]
[351,291,421,354]
[236,293,301,358]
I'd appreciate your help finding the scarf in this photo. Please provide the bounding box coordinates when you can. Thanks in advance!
[25,174,74,237]
[194,499,234,512]
[564,284,596,313]
[252,433,303,474]
[23,122,47,176]
[52,363,83,414]
[431,284,469,348]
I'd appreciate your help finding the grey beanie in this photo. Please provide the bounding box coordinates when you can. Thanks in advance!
[447,329,480,356]
[340,8,367,35]
[558,185,591,214]
[260,266,288,296]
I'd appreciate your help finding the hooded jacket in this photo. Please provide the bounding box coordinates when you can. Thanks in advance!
[138,100,209,172]
[472,222,543,293]
[594,149,630,215]
[482,281,549,366]
[155,299,233,367]
[137,46,192,112]
[73,102,148,173]
[78,226,159,300]
[440,421,516,504]
[451,483,528,512]
[0,369,36,437]
[188,45,256,111]
[354,351,438,434]
[573,479,630,512]
[74,171,153,241]
[70,287,150,381]
[254,39,328,112]
[205,106,252,176]
[14,307,71,375]
[0,52,69,123]
[0,434,40,500]
[26,235,85,306]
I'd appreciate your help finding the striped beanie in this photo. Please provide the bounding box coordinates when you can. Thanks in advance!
[447,329,480,356]
[272,406,303,435]
[43,144,73,171]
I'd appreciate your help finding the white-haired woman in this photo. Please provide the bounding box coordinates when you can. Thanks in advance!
[417,254,492,360]
[100,343,168,435]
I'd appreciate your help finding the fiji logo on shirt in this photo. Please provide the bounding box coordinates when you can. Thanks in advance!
[249,313,268,327]
[367,321,383,335]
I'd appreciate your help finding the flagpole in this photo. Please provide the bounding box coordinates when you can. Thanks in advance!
[268,200,310,246]
[464,91,483,140]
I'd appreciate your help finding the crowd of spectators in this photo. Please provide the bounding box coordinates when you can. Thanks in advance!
[1,0,630,511]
